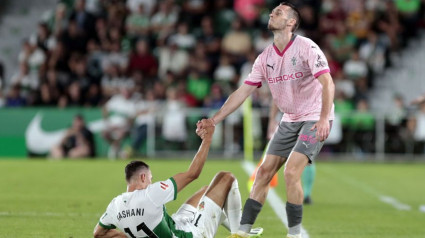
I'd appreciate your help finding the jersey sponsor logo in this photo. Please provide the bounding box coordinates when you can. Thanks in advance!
[315,55,327,68]
[299,134,317,144]
[160,182,169,190]
[267,64,274,70]
[268,72,304,84]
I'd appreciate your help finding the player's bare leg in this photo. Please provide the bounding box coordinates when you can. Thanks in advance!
[184,186,208,207]
[250,154,286,203]
[284,151,309,237]
[204,171,242,233]
[228,154,286,237]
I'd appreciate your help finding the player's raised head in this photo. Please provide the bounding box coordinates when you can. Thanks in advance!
[125,160,150,183]
[279,2,300,32]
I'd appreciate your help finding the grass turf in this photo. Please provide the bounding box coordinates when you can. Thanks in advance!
[0,159,424,237]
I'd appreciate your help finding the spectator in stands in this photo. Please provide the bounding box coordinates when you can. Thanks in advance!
[10,63,39,100]
[158,41,189,79]
[407,101,425,153]
[5,85,26,107]
[69,0,96,39]
[348,98,376,154]
[162,87,187,149]
[0,62,3,107]
[125,90,157,157]
[396,0,422,43]
[181,0,208,28]
[385,94,408,153]
[69,54,96,95]
[150,0,179,41]
[222,17,252,64]
[125,3,150,40]
[49,3,68,37]
[213,0,235,36]
[102,87,136,159]
[359,31,388,75]
[186,69,211,106]
[169,22,196,50]
[328,21,357,63]
[197,16,221,66]
[101,39,128,74]
[18,39,46,80]
[189,42,212,76]
[127,39,158,78]
[213,54,237,92]
[30,22,54,53]
[127,0,156,16]
[298,4,320,43]
[59,20,88,54]
[254,29,273,53]
[58,81,83,107]
[39,69,61,106]
[0,61,3,89]
[47,41,69,73]
[50,114,95,159]
[85,84,102,107]
[204,83,226,109]
[101,63,133,99]
[343,51,368,81]
[375,1,402,51]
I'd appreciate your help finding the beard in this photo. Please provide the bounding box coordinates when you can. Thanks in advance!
[268,19,287,31]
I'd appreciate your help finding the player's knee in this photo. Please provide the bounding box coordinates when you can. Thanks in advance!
[256,165,274,182]
[216,171,235,184]
[284,168,298,185]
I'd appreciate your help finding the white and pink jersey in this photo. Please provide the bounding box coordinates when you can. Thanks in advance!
[245,34,334,122]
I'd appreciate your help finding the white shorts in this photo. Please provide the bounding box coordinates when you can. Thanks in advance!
[172,196,223,238]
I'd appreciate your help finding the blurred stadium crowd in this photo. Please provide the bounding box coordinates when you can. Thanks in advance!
[0,0,425,156]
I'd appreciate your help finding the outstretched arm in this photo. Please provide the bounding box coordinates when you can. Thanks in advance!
[93,224,126,238]
[211,83,257,125]
[172,119,215,192]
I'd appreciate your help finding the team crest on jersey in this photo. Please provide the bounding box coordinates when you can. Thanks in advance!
[291,57,297,66]
[160,182,169,190]
[198,201,205,211]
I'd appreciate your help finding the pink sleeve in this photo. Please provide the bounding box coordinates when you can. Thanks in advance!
[244,54,265,88]
[305,42,330,78]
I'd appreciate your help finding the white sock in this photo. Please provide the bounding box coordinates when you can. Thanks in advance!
[224,179,242,233]
[221,212,231,231]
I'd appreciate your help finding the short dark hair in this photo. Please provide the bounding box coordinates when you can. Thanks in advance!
[280,2,300,32]
[125,160,150,182]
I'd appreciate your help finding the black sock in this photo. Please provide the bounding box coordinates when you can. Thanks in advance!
[239,198,263,233]
[286,202,303,235]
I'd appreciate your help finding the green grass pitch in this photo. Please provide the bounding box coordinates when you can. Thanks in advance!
[0,159,424,237]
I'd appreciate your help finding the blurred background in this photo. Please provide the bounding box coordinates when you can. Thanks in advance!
[0,0,425,161]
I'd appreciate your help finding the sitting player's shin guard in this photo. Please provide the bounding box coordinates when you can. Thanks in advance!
[224,179,242,233]
[286,202,303,236]
[239,198,263,234]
